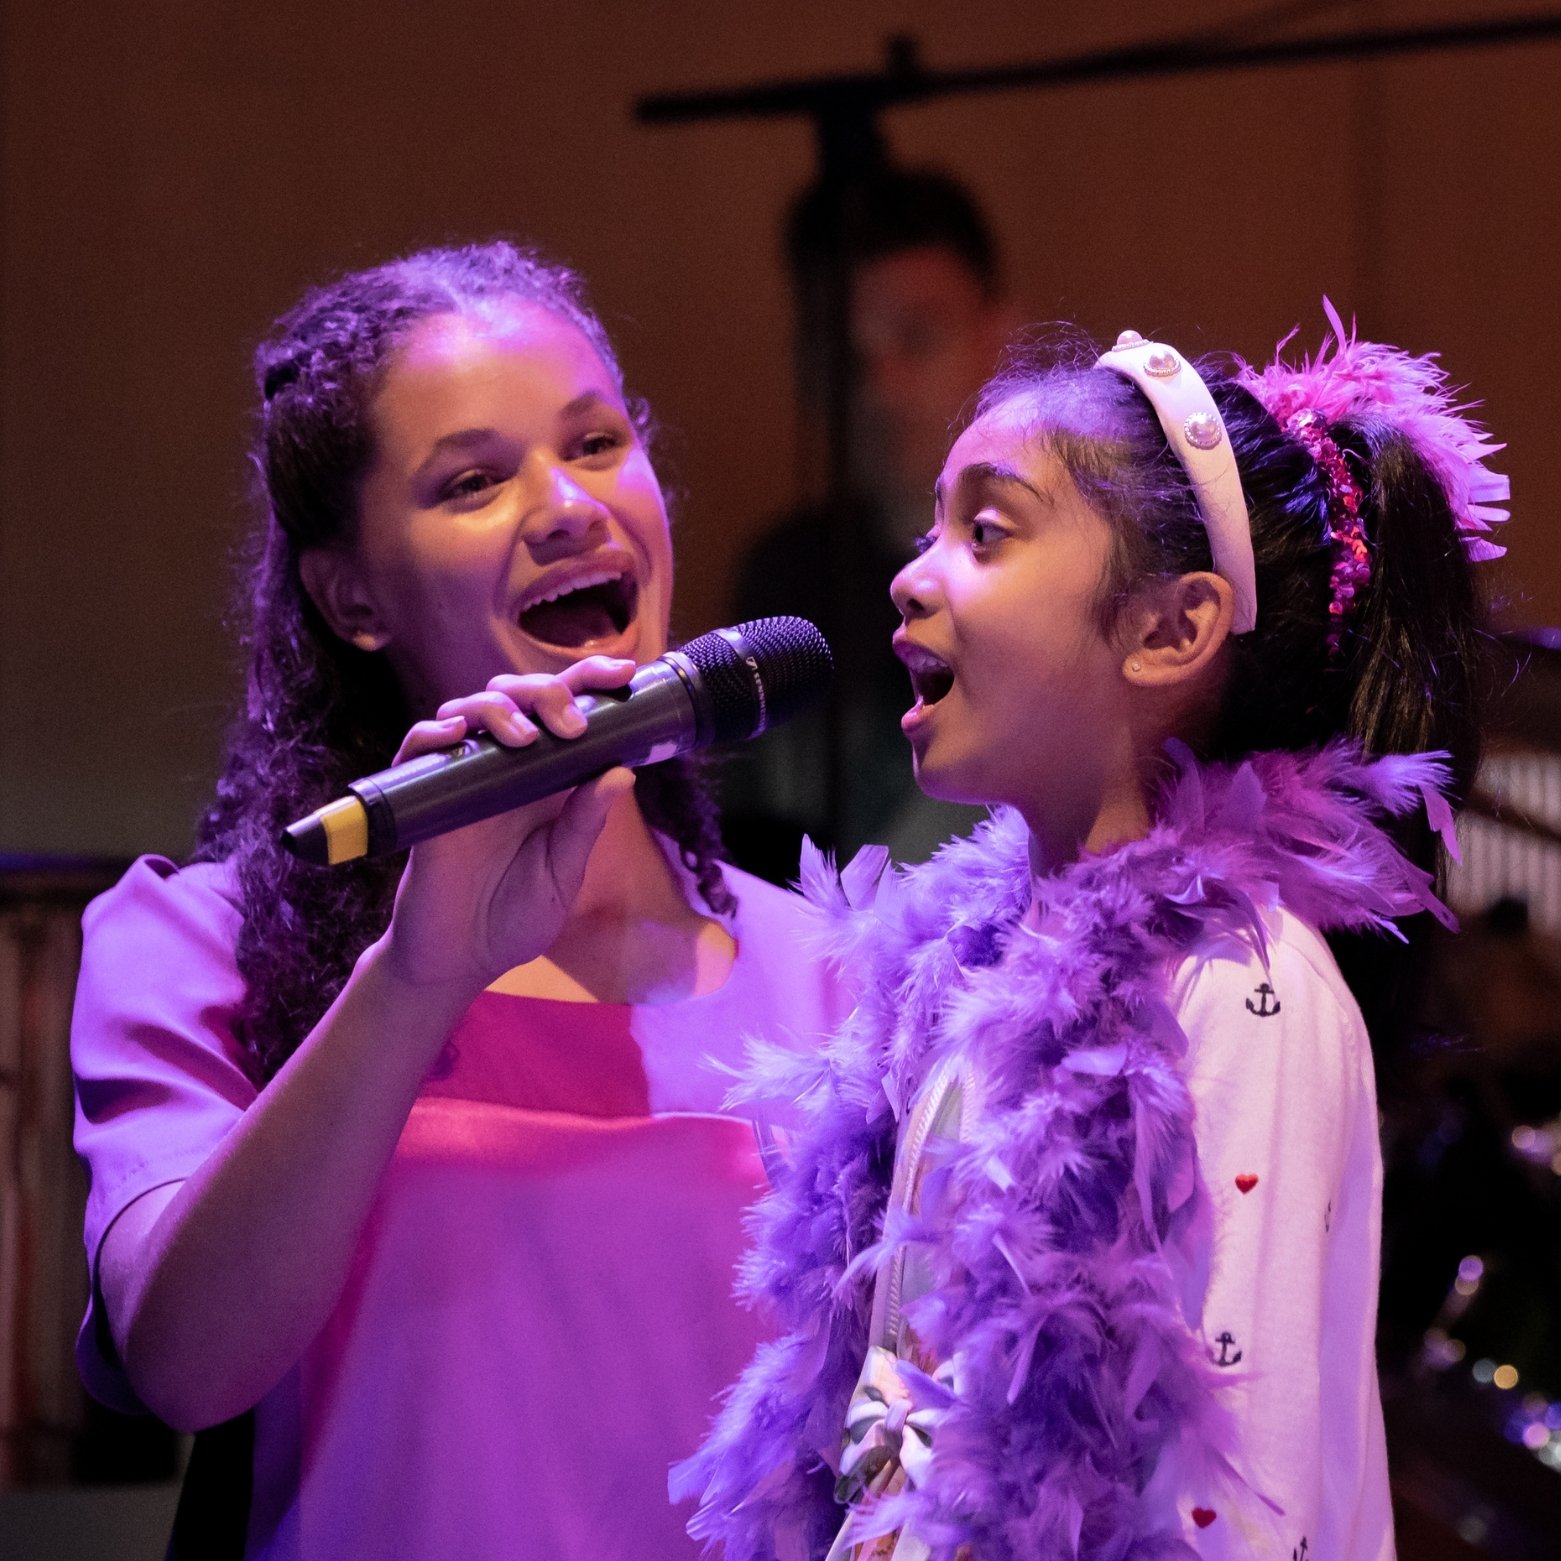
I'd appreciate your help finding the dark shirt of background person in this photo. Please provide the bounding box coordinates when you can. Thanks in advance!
[722,162,1018,883]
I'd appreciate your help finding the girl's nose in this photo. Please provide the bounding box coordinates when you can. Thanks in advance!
[890,553,936,620]
[522,460,609,553]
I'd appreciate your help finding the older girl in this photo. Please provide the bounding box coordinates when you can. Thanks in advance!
[680,309,1504,1560]
[71,242,845,1559]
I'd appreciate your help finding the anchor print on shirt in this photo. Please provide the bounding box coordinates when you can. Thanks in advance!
[1292,1540,1310,1561]
[1245,982,1281,1018]
[1211,1331,1244,1368]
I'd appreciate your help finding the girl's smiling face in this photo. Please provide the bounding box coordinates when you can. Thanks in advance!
[303,303,672,715]
[891,394,1143,855]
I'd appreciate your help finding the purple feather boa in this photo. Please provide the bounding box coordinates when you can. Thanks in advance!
[673,745,1451,1560]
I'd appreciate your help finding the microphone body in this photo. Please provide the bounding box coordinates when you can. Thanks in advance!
[283,617,831,865]
[350,658,696,859]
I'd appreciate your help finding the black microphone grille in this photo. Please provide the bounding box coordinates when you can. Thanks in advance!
[678,616,834,744]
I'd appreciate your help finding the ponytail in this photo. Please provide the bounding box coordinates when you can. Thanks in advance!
[1341,416,1484,804]
[1205,394,1490,843]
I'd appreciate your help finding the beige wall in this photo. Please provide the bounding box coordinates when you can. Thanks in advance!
[3,0,1558,857]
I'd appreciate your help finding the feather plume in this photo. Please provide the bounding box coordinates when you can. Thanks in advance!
[1236,299,1508,559]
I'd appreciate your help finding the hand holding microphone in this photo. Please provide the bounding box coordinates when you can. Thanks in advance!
[283,617,829,998]
[284,616,833,864]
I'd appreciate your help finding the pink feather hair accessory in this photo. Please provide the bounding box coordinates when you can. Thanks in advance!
[1236,298,1508,562]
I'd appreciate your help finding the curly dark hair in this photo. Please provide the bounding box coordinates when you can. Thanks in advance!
[194,241,731,1082]
[973,340,1492,1073]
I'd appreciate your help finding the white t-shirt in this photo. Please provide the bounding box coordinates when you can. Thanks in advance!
[1146,906,1395,1560]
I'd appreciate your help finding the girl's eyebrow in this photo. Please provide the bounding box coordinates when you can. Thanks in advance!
[411,426,510,482]
[936,460,1051,511]
[412,392,621,476]
[559,389,616,417]
[421,426,502,460]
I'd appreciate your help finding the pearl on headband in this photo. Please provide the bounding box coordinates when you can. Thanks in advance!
[1095,330,1258,634]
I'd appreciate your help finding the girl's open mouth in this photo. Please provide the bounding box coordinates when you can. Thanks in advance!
[518,568,638,650]
[896,640,955,709]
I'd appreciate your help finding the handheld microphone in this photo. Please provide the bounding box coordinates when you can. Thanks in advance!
[282,616,832,865]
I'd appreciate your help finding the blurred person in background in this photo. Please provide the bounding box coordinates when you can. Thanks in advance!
[723,161,1018,879]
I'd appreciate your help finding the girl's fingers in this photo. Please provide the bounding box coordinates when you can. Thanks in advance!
[521,679,594,739]
[432,690,537,746]
[540,768,637,897]
[399,660,636,767]
[558,656,638,693]
[485,659,636,739]
[487,658,635,700]
[392,715,469,766]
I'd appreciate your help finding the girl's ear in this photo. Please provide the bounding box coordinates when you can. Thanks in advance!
[1121,571,1234,689]
[298,547,392,653]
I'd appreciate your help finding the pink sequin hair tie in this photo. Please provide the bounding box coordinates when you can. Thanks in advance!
[1286,409,1368,656]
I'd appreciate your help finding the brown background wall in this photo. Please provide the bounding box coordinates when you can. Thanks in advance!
[3,0,1558,858]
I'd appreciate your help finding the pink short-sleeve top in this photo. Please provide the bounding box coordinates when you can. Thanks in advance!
[72,853,848,1560]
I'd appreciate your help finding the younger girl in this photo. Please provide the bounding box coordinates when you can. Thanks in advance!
[677,309,1506,1559]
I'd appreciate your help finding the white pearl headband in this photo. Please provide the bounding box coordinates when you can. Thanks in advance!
[1095,329,1258,634]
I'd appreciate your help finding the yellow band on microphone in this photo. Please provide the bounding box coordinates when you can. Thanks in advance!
[316,796,370,865]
